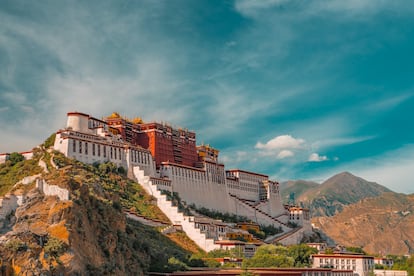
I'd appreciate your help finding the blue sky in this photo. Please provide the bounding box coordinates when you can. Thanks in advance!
[1,0,414,193]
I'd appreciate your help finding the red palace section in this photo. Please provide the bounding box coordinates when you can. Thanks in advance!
[105,113,198,168]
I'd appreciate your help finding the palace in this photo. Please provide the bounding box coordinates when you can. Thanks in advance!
[54,112,312,246]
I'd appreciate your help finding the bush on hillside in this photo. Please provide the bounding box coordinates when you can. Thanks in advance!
[43,133,56,148]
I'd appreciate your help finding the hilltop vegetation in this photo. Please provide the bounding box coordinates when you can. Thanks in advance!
[0,150,43,196]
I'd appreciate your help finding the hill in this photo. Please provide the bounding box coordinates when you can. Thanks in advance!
[312,192,414,255]
[0,148,199,275]
[280,180,319,204]
[294,172,391,217]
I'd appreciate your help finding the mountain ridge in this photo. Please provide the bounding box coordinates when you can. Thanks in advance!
[281,171,392,217]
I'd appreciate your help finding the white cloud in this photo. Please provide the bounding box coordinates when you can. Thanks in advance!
[277,150,294,159]
[308,153,328,162]
[256,135,305,150]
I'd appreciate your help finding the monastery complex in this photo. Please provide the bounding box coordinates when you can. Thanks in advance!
[53,112,312,249]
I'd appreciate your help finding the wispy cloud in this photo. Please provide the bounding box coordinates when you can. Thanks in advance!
[367,92,414,112]
[235,0,414,19]
[311,136,376,151]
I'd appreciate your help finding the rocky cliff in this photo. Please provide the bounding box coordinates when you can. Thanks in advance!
[0,149,191,275]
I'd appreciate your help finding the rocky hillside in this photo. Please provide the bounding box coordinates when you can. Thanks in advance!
[0,148,197,275]
[312,192,414,255]
[289,172,391,217]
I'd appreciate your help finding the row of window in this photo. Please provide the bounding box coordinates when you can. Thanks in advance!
[71,139,124,161]
[205,164,225,184]
[171,166,205,180]
[320,258,356,264]
[130,149,150,164]
[238,173,267,183]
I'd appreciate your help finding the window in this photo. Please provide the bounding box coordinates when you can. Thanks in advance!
[79,141,82,153]
[97,144,100,157]
[92,144,95,156]
[103,146,106,158]
[85,142,88,154]
[114,148,117,159]
[72,140,76,152]
[110,147,113,159]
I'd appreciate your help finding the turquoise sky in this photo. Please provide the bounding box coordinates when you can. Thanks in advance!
[1,0,414,193]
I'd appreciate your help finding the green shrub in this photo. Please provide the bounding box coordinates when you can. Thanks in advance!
[44,133,56,148]
[44,237,66,258]
[5,238,27,253]
[8,152,25,165]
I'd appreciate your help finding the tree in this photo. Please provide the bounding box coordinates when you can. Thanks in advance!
[243,254,294,268]
[43,133,56,148]
[255,244,288,256]
[8,152,24,166]
[167,257,188,271]
[287,244,318,267]
[242,244,294,268]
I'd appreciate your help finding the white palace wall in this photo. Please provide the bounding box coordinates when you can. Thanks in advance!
[159,164,231,213]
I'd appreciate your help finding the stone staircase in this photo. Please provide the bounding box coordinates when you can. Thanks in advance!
[133,166,220,252]
[161,225,176,235]
[229,193,290,229]
[264,226,303,244]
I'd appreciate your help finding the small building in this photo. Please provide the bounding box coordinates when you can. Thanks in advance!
[226,228,254,242]
[236,222,260,233]
[193,217,232,240]
[0,151,33,164]
[0,153,9,164]
[312,253,375,276]
[307,243,328,253]
[374,257,394,268]
[215,240,245,252]
[288,206,310,226]
[148,267,354,276]
[374,270,408,276]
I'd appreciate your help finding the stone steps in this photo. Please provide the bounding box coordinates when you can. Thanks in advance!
[229,193,290,228]
[133,166,220,252]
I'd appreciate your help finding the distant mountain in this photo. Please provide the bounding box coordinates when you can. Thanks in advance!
[312,192,414,255]
[280,180,319,204]
[285,172,392,217]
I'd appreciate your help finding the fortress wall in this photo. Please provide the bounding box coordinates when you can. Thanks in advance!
[168,171,230,213]
[36,179,69,201]
[277,227,307,246]
[0,195,20,219]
